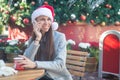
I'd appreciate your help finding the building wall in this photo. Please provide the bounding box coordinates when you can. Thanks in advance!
[58,23,120,50]
[8,23,120,49]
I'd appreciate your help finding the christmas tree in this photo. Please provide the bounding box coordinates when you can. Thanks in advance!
[0,0,120,30]
[0,0,40,28]
[46,0,120,26]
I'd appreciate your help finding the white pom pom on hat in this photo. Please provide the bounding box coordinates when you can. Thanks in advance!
[31,4,58,30]
[52,22,59,30]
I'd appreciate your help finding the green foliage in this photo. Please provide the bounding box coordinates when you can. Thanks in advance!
[0,0,120,29]
[5,45,21,54]
[79,46,99,62]
[67,44,72,50]
[0,38,26,54]
[46,0,120,25]
[88,47,99,62]
[79,47,89,52]
[0,26,3,34]
[0,0,39,28]
[79,42,99,62]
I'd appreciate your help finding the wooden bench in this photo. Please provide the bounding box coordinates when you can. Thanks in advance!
[66,50,88,80]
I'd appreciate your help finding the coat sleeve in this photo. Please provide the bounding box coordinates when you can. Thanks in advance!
[23,38,40,61]
[35,33,67,72]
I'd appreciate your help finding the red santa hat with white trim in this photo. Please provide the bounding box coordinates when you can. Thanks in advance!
[31,4,58,30]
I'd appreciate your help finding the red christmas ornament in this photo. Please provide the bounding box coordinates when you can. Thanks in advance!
[31,1,35,5]
[44,1,48,5]
[80,15,86,21]
[108,5,112,9]
[90,20,95,24]
[23,18,29,24]
[11,16,17,22]
[105,4,109,8]
[105,4,112,9]
[5,11,9,14]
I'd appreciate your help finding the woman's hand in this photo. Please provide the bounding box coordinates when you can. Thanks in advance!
[17,55,37,69]
[33,21,42,41]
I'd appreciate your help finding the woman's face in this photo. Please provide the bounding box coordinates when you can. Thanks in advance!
[35,15,52,34]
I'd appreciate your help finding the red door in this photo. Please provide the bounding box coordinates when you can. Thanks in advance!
[103,34,120,74]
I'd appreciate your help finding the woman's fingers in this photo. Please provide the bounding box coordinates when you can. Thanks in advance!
[19,60,36,68]
[33,21,41,31]
[21,62,36,69]
[21,64,29,68]
[32,21,42,41]
[16,55,36,69]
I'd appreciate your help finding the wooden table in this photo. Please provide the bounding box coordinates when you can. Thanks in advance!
[0,63,45,80]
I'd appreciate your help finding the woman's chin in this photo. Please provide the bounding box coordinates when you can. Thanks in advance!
[44,29,49,32]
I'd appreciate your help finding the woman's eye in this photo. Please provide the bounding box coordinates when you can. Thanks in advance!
[36,17,51,22]
[48,18,51,21]
[36,18,44,22]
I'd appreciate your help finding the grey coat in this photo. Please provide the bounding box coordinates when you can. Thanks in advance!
[24,31,73,80]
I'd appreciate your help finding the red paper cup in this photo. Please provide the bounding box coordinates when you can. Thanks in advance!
[13,57,24,70]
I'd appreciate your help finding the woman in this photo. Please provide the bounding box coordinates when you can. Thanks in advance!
[17,4,73,80]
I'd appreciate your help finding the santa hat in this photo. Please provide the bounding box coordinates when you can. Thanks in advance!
[31,4,58,30]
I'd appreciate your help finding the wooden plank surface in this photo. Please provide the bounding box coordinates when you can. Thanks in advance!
[67,50,88,56]
[67,55,87,61]
[0,63,45,80]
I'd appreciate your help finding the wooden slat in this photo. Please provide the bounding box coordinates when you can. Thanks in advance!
[67,50,88,56]
[66,50,88,77]
[69,69,85,77]
[67,55,87,61]
[66,59,86,66]
[66,64,85,72]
